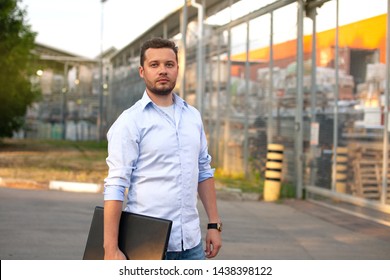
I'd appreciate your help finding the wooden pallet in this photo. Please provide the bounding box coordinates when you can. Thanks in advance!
[352,157,390,203]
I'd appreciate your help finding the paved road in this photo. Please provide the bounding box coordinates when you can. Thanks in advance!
[1,187,390,260]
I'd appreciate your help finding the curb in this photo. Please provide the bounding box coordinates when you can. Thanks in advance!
[0,177,47,190]
[49,180,102,193]
[0,177,102,194]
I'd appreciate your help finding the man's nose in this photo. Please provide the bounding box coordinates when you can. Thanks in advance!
[158,65,168,74]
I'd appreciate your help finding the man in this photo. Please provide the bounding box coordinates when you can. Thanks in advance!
[103,37,222,260]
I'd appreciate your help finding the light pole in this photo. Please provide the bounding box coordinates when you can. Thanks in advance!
[62,62,69,140]
[98,0,107,141]
[190,0,204,117]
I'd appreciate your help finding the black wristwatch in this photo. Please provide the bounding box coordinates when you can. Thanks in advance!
[207,222,223,232]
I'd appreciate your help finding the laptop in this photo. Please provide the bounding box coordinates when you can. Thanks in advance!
[83,206,172,260]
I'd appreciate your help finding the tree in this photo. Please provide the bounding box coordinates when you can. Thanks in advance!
[0,0,39,138]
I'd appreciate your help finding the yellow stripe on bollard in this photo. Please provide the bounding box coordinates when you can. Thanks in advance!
[335,155,348,163]
[333,146,348,194]
[263,143,284,202]
[335,173,347,181]
[266,161,283,169]
[336,164,347,172]
[268,143,284,151]
[265,170,282,179]
[266,152,284,161]
[336,147,348,154]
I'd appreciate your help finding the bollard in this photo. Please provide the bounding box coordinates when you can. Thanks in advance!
[333,146,348,193]
[263,143,284,202]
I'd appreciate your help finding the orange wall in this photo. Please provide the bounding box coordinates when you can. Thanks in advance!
[232,13,387,64]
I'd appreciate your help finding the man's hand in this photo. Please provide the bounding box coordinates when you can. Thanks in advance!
[205,229,222,258]
[104,247,127,260]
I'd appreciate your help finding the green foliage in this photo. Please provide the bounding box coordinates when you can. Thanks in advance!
[214,169,296,199]
[280,182,296,198]
[214,169,264,194]
[0,0,39,137]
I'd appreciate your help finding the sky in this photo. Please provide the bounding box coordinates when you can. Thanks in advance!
[20,0,387,59]
[20,0,184,58]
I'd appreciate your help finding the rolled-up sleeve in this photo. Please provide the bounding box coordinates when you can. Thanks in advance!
[198,124,215,183]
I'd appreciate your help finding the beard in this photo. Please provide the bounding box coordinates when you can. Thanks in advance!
[148,86,173,96]
[146,81,176,96]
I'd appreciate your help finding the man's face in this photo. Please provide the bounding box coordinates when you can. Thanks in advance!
[139,48,178,96]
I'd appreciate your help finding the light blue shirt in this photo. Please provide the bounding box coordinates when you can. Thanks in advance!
[104,91,214,252]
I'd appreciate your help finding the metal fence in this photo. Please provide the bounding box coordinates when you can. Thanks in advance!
[107,0,389,213]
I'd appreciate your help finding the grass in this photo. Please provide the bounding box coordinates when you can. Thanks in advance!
[0,138,108,185]
[214,171,264,193]
[0,138,296,198]
[214,169,296,199]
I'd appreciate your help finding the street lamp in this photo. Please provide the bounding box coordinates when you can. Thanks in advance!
[61,62,69,140]
[98,0,107,141]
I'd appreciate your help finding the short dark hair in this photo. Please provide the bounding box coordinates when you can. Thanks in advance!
[140,37,178,67]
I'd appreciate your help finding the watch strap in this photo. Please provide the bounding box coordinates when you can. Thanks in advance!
[207,223,222,232]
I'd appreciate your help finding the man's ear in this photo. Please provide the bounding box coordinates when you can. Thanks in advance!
[138,66,144,78]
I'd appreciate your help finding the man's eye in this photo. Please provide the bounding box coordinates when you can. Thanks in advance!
[150,63,158,67]
[166,63,174,68]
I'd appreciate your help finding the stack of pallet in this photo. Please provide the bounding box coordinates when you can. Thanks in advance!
[351,144,390,203]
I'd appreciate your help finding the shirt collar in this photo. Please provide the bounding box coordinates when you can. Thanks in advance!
[140,90,188,110]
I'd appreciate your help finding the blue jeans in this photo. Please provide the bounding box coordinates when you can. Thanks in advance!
[164,241,205,260]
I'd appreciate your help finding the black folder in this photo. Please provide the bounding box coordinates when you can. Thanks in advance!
[83,206,172,260]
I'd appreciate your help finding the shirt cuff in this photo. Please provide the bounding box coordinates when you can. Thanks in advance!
[198,168,215,183]
[103,185,126,201]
